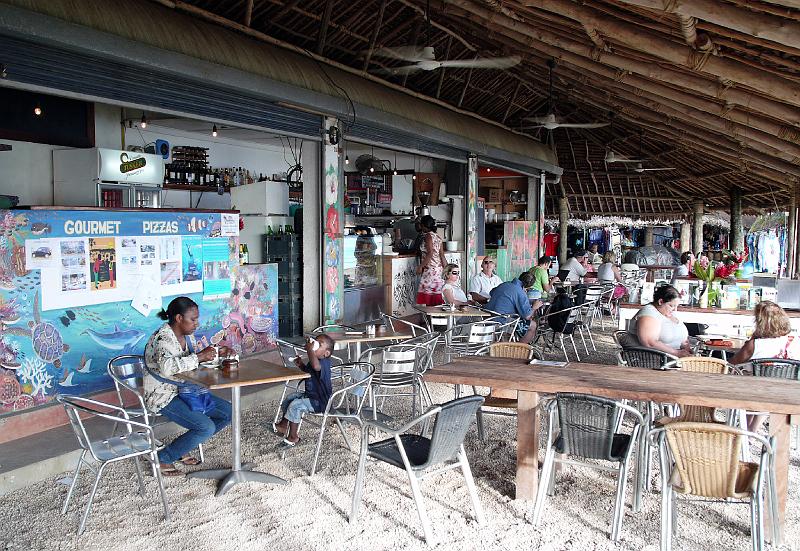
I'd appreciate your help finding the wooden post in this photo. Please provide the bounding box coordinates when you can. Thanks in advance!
[787,187,796,279]
[644,226,654,247]
[680,221,692,253]
[559,196,569,265]
[729,186,744,253]
[692,199,704,255]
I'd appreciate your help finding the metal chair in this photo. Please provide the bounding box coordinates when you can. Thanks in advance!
[58,395,169,535]
[107,354,205,463]
[441,320,499,363]
[574,287,603,354]
[381,312,428,338]
[533,393,643,542]
[312,324,355,362]
[272,339,311,428]
[620,347,678,370]
[748,358,800,449]
[669,356,729,423]
[350,395,485,545]
[648,422,777,551]
[535,304,583,362]
[359,343,433,418]
[488,313,521,342]
[305,363,375,476]
[474,342,536,442]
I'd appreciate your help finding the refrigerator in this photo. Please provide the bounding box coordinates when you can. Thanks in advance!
[53,148,164,208]
[229,180,290,264]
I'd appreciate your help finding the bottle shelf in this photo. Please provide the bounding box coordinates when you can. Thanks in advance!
[162,184,230,193]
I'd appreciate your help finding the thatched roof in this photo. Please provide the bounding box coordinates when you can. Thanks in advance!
[42,0,800,216]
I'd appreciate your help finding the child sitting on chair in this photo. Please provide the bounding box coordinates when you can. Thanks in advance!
[273,333,335,447]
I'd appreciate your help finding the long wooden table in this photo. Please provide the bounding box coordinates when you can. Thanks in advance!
[425,357,800,542]
[177,359,308,496]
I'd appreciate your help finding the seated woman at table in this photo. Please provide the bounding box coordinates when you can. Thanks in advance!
[273,334,334,447]
[144,297,232,476]
[730,301,800,431]
[597,251,627,302]
[628,285,691,358]
[442,263,473,306]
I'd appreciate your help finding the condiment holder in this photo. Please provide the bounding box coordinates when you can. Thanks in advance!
[221,354,240,372]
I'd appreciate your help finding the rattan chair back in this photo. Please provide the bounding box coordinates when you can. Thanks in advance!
[677,356,729,374]
[751,358,800,380]
[555,393,622,461]
[621,347,676,369]
[424,395,485,469]
[489,342,533,360]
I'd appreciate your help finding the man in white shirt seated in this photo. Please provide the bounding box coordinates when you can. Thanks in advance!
[561,250,589,282]
[670,251,694,284]
[468,257,503,304]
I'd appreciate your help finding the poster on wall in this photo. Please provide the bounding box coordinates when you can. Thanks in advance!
[0,208,252,417]
[24,238,59,270]
[220,213,239,237]
[202,238,232,299]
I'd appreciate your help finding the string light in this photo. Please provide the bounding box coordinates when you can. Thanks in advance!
[140,113,147,129]
[345,155,349,165]
[33,102,42,116]
[211,124,218,137]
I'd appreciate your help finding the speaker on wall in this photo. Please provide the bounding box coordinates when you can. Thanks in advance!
[444,161,466,197]
[155,139,170,160]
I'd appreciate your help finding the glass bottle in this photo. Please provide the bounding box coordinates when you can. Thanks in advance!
[266,225,274,237]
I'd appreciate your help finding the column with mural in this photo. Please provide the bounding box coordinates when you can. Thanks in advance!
[538,172,546,259]
[465,156,478,281]
[322,118,344,325]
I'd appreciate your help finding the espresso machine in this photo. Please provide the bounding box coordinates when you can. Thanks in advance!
[416,191,431,217]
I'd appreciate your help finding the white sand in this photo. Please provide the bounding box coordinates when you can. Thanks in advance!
[1,332,798,550]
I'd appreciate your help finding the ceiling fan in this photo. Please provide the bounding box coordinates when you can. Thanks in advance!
[632,162,676,173]
[617,133,676,172]
[371,1,521,75]
[521,59,609,130]
[604,149,644,164]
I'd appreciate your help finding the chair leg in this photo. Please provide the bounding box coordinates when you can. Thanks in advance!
[670,488,677,536]
[611,461,630,541]
[578,327,589,355]
[586,326,597,352]
[532,447,555,525]
[768,456,780,545]
[62,450,86,514]
[559,335,569,362]
[660,486,672,551]
[310,415,328,476]
[751,491,763,551]
[407,470,434,544]
[133,455,145,496]
[570,336,581,362]
[151,452,170,521]
[335,418,354,452]
[459,447,485,525]
[349,430,369,524]
[77,462,108,535]
[475,408,487,444]
[198,443,205,464]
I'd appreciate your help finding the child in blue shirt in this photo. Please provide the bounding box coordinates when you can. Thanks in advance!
[274,333,334,446]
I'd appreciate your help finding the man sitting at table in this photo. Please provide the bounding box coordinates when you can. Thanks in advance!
[273,334,334,447]
[468,256,503,304]
[486,271,537,344]
[561,250,589,282]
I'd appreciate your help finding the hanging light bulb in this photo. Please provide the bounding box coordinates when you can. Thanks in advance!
[393,152,398,175]
[369,166,374,173]
[140,113,147,129]
[33,102,42,116]
[345,155,349,165]
[393,168,398,176]
[212,124,218,137]
[486,167,491,173]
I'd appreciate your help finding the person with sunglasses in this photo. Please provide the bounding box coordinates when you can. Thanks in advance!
[469,257,502,304]
[441,263,473,306]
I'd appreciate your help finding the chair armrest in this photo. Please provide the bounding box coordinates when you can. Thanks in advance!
[361,406,442,436]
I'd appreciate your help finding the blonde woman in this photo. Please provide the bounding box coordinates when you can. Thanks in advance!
[730,301,799,364]
[731,301,799,431]
[441,263,472,306]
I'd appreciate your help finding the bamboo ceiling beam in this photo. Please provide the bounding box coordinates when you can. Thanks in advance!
[518,0,800,107]
[568,192,685,202]
[363,0,387,71]
[243,0,254,27]
[502,79,523,124]
[275,0,303,20]
[665,169,737,183]
[316,0,334,55]
[613,0,800,51]
[435,36,452,99]
[458,61,476,108]
[444,1,800,124]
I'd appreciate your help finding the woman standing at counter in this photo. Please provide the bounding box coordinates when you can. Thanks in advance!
[416,215,447,306]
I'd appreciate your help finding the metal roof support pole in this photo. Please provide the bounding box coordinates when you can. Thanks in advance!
[729,186,744,253]
[787,187,797,279]
[693,199,704,255]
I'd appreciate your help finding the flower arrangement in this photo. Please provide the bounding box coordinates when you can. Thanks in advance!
[714,250,747,281]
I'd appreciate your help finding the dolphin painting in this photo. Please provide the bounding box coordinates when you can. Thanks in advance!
[82,325,146,351]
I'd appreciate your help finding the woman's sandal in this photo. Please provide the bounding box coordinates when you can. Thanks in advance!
[159,463,183,477]
[271,422,287,437]
[179,456,201,466]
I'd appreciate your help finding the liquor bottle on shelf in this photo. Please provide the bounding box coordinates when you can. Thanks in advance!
[241,244,249,264]
[266,225,274,237]
[277,225,283,236]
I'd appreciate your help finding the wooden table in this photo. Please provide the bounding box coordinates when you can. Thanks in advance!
[308,328,414,361]
[697,336,747,360]
[176,359,308,496]
[425,357,800,543]
[415,305,493,330]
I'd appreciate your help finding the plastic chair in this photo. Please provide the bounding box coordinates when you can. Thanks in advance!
[648,422,777,550]
[58,395,169,535]
[303,363,375,476]
[350,395,485,545]
[474,342,536,442]
[107,354,205,464]
[533,393,643,542]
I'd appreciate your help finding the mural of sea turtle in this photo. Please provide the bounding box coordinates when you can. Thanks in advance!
[6,292,69,368]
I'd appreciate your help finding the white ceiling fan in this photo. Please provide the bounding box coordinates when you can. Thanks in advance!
[605,149,645,164]
[372,45,521,75]
[521,59,609,130]
[632,162,676,173]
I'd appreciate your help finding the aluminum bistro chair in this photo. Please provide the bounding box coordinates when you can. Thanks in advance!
[487,313,520,342]
[381,312,428,338]
[648,422,778,551]
[441,320,499,363]
[304,363,375,476]
[58,395,169,535]
[273,339,311,428]
[533,393,643,542]
[359,343,432,419]
[312,324,355,362]
[107,354,205,464]
[474,342,536,442]
[536,304,583,362]
[399,332,439,406]
[574,287,602,354]
[350,395,485,546]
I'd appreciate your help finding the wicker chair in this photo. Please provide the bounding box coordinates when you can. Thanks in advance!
[350,396,485,546]
[620,347,678,370]
[648,422,777,551]
[533,393,644,542]
[474,342,536,442]
[667,356,729,424]
[748,358,800,450]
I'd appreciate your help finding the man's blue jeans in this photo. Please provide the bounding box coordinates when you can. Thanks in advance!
[158,394,231,464]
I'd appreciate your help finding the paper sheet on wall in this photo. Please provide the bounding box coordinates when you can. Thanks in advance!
[202,238,232,299]
[131,276,162,317]
[220,213,239,237]
[25,238,60,270]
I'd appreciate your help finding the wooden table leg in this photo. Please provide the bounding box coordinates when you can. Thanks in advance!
[767,413,790,544]
[516,390,540,500]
